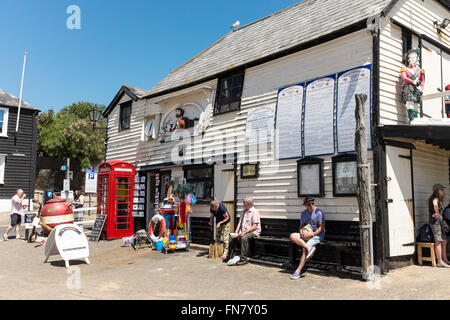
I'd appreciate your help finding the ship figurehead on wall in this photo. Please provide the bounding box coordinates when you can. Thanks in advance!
[400,48,425,123]
[159,103,211,142]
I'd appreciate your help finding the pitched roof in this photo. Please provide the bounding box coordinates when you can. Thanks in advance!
[144,0,393,97]
[0,88,38,111]
[103,84,150,116]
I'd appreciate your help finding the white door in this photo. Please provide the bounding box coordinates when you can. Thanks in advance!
[386,145,415,257]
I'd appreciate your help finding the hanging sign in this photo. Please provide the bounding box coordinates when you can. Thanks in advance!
[245,105,275,145]
[44,224,90,268]
[275,85,304,160]
[337,65,372,153]
[304,76,336,156]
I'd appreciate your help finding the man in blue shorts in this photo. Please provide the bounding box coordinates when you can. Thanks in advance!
[289,196,325,280]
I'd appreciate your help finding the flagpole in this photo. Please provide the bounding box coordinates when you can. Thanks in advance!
[15,51,28,133]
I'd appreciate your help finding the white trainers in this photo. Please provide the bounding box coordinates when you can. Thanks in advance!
[227,255,241,266]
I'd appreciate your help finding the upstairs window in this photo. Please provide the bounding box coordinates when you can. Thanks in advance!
[401,28,413,65]
[215,72,244,115]
[0,107,9,137]
[119,101,132,131]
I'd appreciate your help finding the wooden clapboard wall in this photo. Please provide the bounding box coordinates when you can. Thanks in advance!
[236,29,375,222]
[378,0,449,125]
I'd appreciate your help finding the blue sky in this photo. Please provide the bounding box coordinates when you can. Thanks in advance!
[0,0,300,112]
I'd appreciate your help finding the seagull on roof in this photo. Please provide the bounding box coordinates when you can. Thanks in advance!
[230,20,240,29]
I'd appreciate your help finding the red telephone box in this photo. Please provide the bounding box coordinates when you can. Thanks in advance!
[97,161,135,239]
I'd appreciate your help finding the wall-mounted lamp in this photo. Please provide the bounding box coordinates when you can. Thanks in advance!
[434,18,450,33]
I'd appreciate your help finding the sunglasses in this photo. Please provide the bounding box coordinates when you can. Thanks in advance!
[305,202,314,207]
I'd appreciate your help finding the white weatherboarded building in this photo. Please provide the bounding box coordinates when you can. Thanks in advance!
[104,0,449,272]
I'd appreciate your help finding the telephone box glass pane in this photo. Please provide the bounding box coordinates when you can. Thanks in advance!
[115,177,131,230]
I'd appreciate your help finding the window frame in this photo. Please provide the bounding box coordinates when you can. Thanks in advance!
[119,101,132,132]
[183,164,214,203]
[297,157,324,198]
[401,28,413,65]
[0,107,9,137]
[214,71,245,116]
[0,155,5,184]
[332,154,358,197]
[240,163,259,179]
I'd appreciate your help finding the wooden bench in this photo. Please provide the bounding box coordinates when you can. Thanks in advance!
[251,219,361,272]
[190,217,362,272]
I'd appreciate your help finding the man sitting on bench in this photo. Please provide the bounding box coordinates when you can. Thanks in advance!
[289,196,326,280]
[227,196,261,266]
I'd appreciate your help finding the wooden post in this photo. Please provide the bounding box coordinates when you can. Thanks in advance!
[354,94,372,280]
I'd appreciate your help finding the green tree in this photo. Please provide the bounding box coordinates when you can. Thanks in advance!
[38,102,106,169]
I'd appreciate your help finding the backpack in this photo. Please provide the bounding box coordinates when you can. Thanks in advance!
[417,224,434,243]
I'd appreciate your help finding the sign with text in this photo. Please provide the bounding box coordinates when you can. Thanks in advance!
[44,224,90,268]
[89,214,106,242]
[245,105,275,145]
[85,169,98,194]
[337,65,372,153]
[63,179,70,192]
[304,76,335,156]
[275,85,304,160]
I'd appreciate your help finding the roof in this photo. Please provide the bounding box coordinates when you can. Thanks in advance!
[380,125,450,150]
[0,88,38,111]
[104,84,150,116]
[144,0,393,97]
[103,0,449,116]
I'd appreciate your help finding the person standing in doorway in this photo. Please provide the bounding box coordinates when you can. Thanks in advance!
[209,200,231,260]
[429,184,450,267]
[3,189,26,240]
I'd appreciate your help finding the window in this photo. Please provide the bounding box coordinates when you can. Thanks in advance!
[119,101,132,131]
[0,107,9,137]
[332,154,358,196]
[215,72,244,115]
[297,158,324,197]
[184,166,213,202]
[0,155,5,184]
[159,171,171,201]
[401,28,413,65]
[241,163,259,179]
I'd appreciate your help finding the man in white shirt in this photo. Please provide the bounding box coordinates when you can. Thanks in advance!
[3,189,26,240]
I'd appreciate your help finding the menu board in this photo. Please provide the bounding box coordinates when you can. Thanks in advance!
[275,85,304,160]
[304,76,335,156]
[337,66,372,153]
[245,105,275,145]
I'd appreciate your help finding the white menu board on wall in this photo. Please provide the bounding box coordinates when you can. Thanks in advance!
[245,105,275,145]
[304,76,335,156]
[275,85,304,160]
[337,66,372,153]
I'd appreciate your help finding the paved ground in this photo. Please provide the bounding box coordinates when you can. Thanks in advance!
[1,212,449,300]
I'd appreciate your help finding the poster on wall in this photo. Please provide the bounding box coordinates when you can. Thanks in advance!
[275,85,304,160]
[245,105,275,145]
[337,65,372,153]
[304,76,335,156]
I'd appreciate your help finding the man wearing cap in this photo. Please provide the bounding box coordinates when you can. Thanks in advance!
[429,184,450,267]
[289,196,325,279]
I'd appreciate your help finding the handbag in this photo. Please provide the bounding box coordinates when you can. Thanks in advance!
[189,193,197,205]
[440,216,450,235]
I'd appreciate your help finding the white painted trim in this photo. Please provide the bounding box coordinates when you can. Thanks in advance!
[0,107,9,137]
